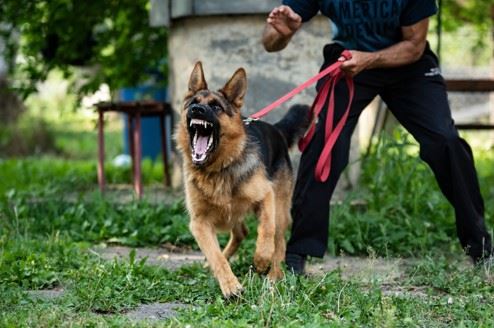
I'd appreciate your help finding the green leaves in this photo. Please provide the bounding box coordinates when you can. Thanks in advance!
[440,0,494,33]
[0,236,89,289]
[329,129,493,258]
[1,196,192,248]
[0,0,167,98]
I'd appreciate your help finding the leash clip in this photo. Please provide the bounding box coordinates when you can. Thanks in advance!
[243,117,258,125]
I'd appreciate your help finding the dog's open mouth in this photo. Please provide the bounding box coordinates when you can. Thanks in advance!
[189,118,216,165]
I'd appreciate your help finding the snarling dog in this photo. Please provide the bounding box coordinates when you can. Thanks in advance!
[175,62,309,298]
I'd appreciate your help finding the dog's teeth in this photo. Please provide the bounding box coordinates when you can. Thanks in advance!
[191,118,201,126]
[190,118,214,129]
[207,136,213,149]
[193,131,198,147]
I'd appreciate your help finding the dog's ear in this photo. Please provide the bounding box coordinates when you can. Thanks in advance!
[220,68,247,109]
[188,61,208,94]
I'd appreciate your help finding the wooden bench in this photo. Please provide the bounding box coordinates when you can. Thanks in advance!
[446,79,494,130]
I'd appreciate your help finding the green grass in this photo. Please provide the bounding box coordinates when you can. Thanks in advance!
[1,194,192,247]
[0,157,169,196]
[1,130,494,326]
[332,131,493,258]
[1,238,493,327]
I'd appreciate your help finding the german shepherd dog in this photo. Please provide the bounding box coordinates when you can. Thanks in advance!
[176,62,309,298]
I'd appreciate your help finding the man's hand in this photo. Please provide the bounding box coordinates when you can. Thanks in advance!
[338,51,375,77]
[262,5,302,52]
[267,5,302,37]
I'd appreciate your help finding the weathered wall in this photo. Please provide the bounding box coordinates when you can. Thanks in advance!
[168,14,363,197]
[169,15,330,122]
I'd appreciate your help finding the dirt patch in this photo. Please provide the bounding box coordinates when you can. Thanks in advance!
[380,284,431,298]
[125,302,189,321]
[27,287,65,301]
[92,185,184,205]
[93,246,407,283]
[93,245,408,281]
[307,256,405,284]
[92,245,475,300]
[27,185,184,206]
[91,245,204,270]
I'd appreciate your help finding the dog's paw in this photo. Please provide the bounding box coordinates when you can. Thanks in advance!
[220,277,243,299]
[267,267,284,281]
[253,253,272,274]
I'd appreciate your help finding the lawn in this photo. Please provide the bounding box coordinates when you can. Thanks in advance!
[1,128,494,327]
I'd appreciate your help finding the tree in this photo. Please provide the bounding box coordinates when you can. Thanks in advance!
[0,0,167,99]
[440,0,494,51]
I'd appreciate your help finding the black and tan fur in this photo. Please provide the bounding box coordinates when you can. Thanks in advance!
[175,62,309,298]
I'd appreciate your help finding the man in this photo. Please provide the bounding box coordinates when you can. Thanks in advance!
[262,0,492,274]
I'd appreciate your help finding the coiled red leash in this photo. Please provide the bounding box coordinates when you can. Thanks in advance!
[246,50,355,182]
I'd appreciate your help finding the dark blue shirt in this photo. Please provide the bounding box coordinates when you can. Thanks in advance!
[282,0,437,51]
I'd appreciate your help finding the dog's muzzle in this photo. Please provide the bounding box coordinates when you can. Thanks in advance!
[186,104,218,165]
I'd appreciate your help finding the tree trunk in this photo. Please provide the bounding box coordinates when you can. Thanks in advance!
[0,77,25,125]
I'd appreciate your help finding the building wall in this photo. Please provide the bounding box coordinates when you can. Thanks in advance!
[168,15,330,122]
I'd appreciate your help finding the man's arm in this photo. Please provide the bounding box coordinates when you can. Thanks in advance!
[339,18,430,76]
[262,5,302,52]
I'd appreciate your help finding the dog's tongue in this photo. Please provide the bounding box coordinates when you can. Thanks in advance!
[195,135,209,155]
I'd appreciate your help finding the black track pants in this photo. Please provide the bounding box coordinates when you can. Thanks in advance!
[287,44,492,262]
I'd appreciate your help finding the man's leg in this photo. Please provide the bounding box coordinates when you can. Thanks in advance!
[286,77,378,270]
[381,76,492,263]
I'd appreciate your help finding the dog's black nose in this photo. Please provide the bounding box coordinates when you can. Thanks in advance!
[190,104,207,115]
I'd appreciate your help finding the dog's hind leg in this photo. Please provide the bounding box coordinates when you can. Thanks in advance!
[268,203,290,280]
[253,188,276,274]
[223,222,248,260]
[190,219,243,298]
[268,178,292,280]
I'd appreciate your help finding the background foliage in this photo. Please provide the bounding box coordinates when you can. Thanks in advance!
[0,0,167,99]
[438,0,494,60]
[441,0,494,35]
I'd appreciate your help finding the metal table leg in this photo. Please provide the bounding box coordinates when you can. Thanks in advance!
[133,112,143,198]
[159,113,171,187]
[97,110,105,193]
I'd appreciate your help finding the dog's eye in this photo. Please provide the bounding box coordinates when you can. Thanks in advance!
[209,101,223,112]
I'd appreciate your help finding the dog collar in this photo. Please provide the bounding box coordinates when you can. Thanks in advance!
[243,117,258,126]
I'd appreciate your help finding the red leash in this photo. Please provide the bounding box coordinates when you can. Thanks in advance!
[247,50,355,182]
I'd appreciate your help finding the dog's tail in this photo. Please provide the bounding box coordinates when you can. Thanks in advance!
[274,104,311,148]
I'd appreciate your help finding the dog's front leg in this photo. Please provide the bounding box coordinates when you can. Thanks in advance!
[189,219,243,298]
[254,189,276,273]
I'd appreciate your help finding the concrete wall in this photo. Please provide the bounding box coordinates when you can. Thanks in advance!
[168,15,330,123]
